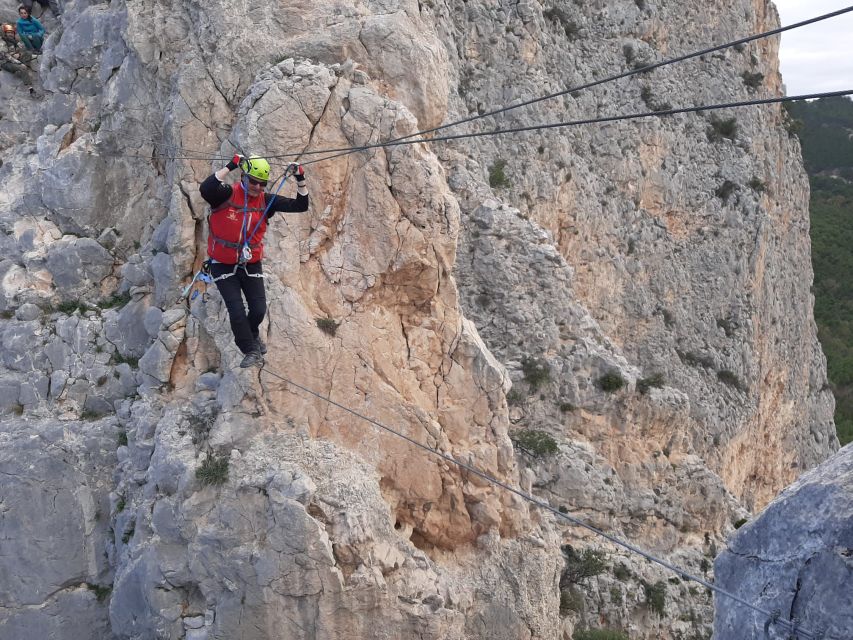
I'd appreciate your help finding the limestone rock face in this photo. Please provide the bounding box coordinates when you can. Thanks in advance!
[714,444,853,639]
[0,0,839,638]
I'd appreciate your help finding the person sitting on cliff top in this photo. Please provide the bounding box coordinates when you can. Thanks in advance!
[1,23,33,87]
[199,155,309,368]
[16,6,45,53]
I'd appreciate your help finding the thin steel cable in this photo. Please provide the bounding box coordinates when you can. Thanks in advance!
[296,89,853,167]
[256,365,816,639]
[99,89,853,166]
[271,5,853,161]
[95,7,853,166]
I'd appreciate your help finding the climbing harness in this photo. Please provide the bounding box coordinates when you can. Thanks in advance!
[178,163,297,299]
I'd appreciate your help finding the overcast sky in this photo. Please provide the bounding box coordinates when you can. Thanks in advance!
[774,0,853,95]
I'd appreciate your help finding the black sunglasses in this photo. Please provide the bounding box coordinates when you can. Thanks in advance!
[246,176,267,187]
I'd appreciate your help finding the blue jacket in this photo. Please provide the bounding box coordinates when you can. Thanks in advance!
[16,16,44,37]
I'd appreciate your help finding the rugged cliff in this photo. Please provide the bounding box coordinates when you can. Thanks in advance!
[0,0,838,638]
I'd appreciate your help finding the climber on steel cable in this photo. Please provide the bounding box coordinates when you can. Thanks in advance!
[199,154,308,368]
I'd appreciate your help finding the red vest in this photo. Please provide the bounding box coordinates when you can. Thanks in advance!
[207,182,268,264]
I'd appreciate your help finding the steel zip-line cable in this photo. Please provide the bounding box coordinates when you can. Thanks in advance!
[254,365,817,639]
[99,89,853,165]
[263,4,853,160]
[294,89,853,166]
[96,5,853,165]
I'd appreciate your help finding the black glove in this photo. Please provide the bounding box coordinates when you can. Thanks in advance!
[226,154,244,171]
[288,163,306,182]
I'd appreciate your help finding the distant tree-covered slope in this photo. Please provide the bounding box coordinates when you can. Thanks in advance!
[787,96,853,175]
[789,96,853,445]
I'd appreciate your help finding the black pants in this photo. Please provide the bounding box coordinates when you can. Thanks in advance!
[211,262,266,355]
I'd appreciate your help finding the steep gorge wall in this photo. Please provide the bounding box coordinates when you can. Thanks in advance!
[0,0,838,638]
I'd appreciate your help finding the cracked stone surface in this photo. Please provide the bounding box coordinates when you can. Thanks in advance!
[714,443,853,640]
[0,0,840,638]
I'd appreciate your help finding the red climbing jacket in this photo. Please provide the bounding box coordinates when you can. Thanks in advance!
[207,180,267,264]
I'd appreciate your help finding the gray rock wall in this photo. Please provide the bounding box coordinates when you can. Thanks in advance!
[714,444,853,640]
[0,0,840,638]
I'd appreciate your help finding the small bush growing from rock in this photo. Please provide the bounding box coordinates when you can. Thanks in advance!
[543,6,579,39]
[196,454,229,486]
[637,373,664,395]
[506,388,524,406]
[609,586,623,605]
[561,546,607,586]
[707,116,738,142]
[748,177,766,193]
[560,587,585,616]
[316,317,338,336]
[511,429,559,456]
[99,291,132,309]
[643,580,667,616]
[715,180,738,202]
[733,517,748,529]
[559,401,576,412]
[678,350,715,369]
[86,583,112,603]
[111,352,140,368]
[597,371,626,392]
[741,71,764,90]
[717,370,744,391]
[521,356,551,391]
[716,317,735,337]
[117,430,128,447]
[56,300,90,315]
[488,160,510,188]
[613,563,632,581]
[116,497,126,513]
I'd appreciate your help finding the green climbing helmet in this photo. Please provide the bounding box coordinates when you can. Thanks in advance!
[240,155,270,182]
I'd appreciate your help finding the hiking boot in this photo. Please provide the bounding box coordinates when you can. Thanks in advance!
[239,349,263,368]
[256,338,267,355]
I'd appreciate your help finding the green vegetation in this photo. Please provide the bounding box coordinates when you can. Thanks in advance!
[111,352,139,368]
[116,497,126,513]
[196,453,229,486]
[488,160,510,189]
[117,430,128,447]
[786,97,853,173]
[609,585,623,605]
[717,370,744,392]
[637,373,664,395]
[559,401,576,412]
[733,517,748,529]
[86,583,112,603]
[597,371,626,392]
[521,356,551,391]
[99,291,132,309]
[560,587,585,616]
[784,96,853,444]
[316,317,339,336]
[807,175,853,444]
[57,300,89,315]
[573,630,629,640]
[561,546,607,585]
[707,116,738,142]
[741,71,764,90]
[511,429,559,456]
[506,388,524,406]
[543,6,579,39]
[715,180,738,202]
[613,562,632,581]
[642,580,667,616]
[748,177,766,193]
